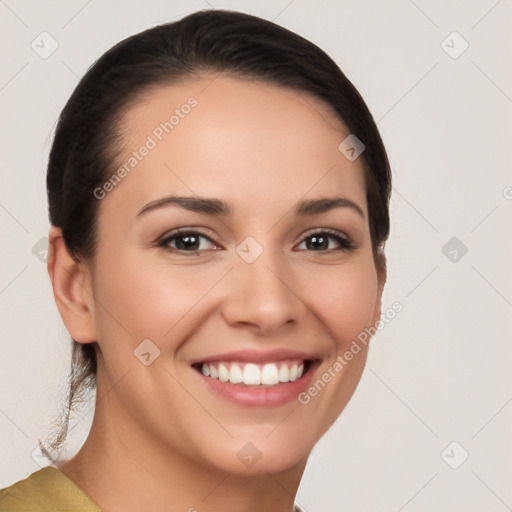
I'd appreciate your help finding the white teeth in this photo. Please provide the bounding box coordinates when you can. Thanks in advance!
[200,360,307,386]
[218,363,229,382]
[289,363,298,381]
[278,364,290,382]
[261,363,279,385]
[243,363,261,385]
[230,364,243,384]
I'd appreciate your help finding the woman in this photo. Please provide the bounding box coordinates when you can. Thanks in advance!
[0,8,391,512]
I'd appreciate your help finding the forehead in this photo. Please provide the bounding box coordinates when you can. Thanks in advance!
[104,74,367,219]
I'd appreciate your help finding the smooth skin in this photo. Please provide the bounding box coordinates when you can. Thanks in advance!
[48,74,386,512]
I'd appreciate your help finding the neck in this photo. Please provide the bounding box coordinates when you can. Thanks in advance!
[55,386,305,512]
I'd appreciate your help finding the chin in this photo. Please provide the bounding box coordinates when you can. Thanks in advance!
[191,427,316,476]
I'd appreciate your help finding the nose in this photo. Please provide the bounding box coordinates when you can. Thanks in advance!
[221,248,306,335]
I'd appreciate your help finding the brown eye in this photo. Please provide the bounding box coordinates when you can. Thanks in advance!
[159,230,218,254]
[297,229,355,252]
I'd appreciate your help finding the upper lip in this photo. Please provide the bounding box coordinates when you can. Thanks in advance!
[190,348,321,365]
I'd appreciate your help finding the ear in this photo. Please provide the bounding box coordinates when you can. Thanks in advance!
[47,226,97,344]
[371,251,387,328]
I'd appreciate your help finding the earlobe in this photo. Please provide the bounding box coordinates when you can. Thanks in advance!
[47,226,97,344]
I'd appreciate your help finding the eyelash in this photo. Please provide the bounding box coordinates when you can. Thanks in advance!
[157,227,355,256]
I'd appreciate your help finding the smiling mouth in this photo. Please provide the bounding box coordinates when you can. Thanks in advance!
[192,359,314,387]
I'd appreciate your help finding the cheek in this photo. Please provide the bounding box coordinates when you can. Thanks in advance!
[290,260,378,435]
[92,254,226,343]
[302,260,379,349]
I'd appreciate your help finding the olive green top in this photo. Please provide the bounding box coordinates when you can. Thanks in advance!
[0,467,305,511]
[0,467,101,511]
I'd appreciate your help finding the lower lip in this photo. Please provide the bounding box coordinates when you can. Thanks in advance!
[194,363,318,408]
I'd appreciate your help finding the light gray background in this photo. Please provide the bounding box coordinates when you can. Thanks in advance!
[1,1,511,511]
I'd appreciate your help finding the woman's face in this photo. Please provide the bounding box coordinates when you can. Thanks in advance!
[83,75,385,475]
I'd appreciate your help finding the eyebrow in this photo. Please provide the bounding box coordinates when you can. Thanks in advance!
[136,195,365,219]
